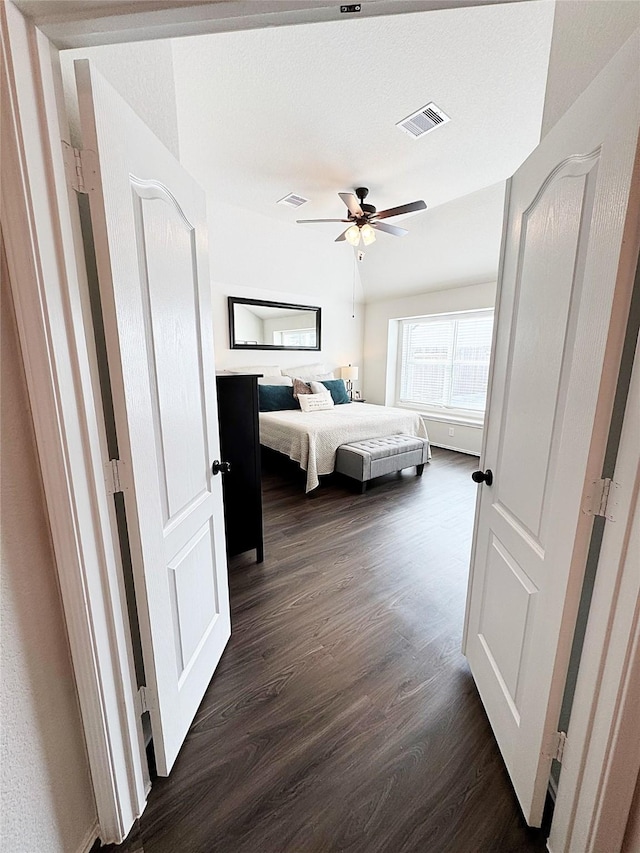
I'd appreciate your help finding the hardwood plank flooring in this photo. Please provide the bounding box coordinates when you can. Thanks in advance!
[105,448,550,853]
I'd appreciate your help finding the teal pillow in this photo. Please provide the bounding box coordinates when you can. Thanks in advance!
[258,385,299,412]
[320,379,350,405]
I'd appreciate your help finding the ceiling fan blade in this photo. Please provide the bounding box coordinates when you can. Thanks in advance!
[335,228,350,242]
[338,192,364,218]
[296,218,350,223]
[371,222,409,237]
[374,200,427,220]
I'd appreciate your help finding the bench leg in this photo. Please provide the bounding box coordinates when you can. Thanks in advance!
[416,464,425,476]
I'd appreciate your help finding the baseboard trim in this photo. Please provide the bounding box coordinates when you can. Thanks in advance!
[77,820,100,853]
[430,442,480,457]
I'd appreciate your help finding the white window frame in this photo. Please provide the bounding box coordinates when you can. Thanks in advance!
[395,308,494,424]
[273,327,316,347]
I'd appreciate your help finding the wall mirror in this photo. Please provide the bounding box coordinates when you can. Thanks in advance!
[228,297,321,351]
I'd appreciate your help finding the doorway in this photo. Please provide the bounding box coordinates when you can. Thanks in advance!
[2,3,636,848]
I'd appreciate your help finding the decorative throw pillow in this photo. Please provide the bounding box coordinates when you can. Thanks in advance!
[310,379,350,405]
[258,385,299,412]
[292,378,312,399]
[308,381,332,400]
[228,365,282,377]
[299,393,335,413]
[282,363,334,380]
[257,376,292,386]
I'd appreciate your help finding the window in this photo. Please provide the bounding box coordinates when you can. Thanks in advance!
[272,328,317,347]
[398,309,494,414]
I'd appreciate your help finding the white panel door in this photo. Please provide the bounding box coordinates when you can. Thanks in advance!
[75,60,230,775]
[463,45,639,825]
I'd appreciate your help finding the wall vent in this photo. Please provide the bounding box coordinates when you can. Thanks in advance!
[396,102,450,139]
[277,192,309,208]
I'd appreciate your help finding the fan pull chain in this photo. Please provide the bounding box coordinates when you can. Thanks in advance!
[352,248,356,319]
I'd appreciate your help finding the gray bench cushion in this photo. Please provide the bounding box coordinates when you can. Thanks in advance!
[336,435,430,484]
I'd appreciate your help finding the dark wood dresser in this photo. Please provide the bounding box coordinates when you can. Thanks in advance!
[215,372,264,563]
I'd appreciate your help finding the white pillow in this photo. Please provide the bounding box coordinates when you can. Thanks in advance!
[309,379,344,395]
[299,393,334,413]
[257,376,292,386]
[282,363,332,380]
[228,365,282,377]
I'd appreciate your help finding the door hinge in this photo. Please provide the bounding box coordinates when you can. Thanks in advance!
[553,731,567,763]
[135,685,155,716]
[62,142,97,194]
[104,458,125,495]
[583,477,617,521]
[543,730,568,763]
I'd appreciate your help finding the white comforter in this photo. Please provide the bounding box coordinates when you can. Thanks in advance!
[259,402,429,492]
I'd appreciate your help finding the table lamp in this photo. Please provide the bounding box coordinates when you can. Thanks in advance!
[340,365,359,400]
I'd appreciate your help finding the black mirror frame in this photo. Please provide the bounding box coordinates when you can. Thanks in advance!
[228,296,322,351]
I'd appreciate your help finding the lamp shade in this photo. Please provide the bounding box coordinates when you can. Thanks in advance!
[345,225,361,246]
[360,224,376,246]
[340,365,359,382]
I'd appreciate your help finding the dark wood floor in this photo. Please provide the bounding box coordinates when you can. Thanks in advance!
[107,448,550,853]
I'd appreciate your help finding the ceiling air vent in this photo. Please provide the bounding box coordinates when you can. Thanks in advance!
[277,192,309,208]
[396,102,450,139]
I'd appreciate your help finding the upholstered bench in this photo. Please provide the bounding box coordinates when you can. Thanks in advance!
[335,434,431,493]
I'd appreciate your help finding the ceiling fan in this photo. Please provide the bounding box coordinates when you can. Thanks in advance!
[296,187,427,246]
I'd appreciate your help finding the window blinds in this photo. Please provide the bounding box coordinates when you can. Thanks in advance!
[399,310,494,412]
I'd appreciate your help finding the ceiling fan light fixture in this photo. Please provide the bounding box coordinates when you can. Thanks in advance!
[361,224,376,245]
[345,225,361,246]
[300,187,427,243]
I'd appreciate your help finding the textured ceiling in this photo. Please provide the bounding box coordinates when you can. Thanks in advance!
[172,2,554,298]
[360,182,507,301]
[173,2,554,226]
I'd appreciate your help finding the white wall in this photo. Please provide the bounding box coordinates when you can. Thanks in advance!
[60,39,180,156]
[59,40,365,381]
[202,200,364,380]
[1,245,98,853]
[363,281,496,454]
[213,283,363,385]
[542,0,640,137]
[233,303,264,344]
[361,182,507,302]
[172,42,366,378]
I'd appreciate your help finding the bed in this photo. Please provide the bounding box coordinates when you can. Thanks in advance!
[259,402,430,492]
